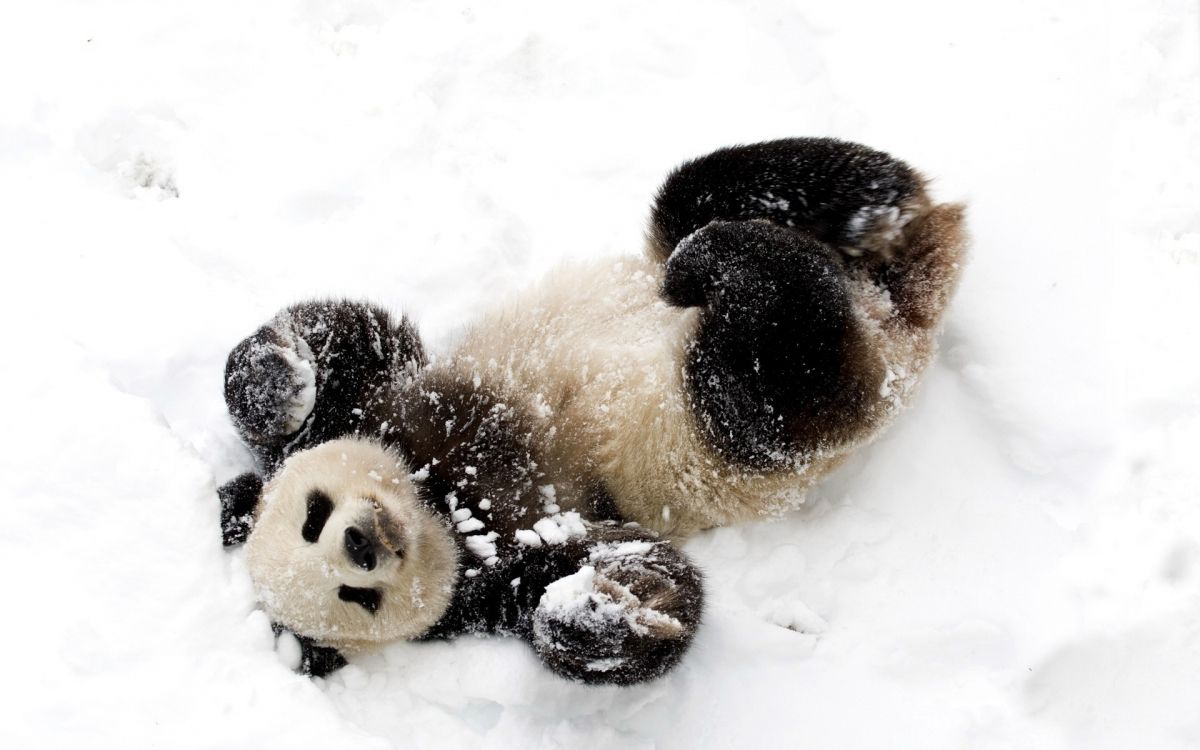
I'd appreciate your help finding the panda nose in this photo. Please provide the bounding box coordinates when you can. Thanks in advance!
[344,527,378,571]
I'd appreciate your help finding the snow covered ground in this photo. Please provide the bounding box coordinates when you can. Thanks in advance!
[2,0,1197,747]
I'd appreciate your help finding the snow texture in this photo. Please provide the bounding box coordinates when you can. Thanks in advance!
[535,565,682,644]
[2,1,1198,748]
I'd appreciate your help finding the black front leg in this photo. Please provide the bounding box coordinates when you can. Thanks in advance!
[423,526,704,686]
[663,221,883,468]
[224,300,425,472]
[527,529,704,685]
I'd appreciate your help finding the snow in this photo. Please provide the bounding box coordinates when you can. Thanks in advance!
[456,518,485,533]
[464,532,499,562]
[515,529,544,548]
[589,541,657,561]
[275,336,318,432]
[535,565,681,641]
[1,1,1197,748]
[540,566,602,614]
[533,512,588,545]
[533,518,570,546]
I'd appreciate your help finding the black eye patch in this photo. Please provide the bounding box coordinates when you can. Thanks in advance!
[338,585,382,614]
[301,490,334,543]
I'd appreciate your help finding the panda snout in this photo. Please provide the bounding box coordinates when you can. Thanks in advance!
[343,526,378,571]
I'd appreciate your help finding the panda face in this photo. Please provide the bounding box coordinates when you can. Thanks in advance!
[245,439,459,652]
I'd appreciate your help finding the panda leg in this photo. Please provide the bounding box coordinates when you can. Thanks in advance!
[224,300,425,471]
[526,528,704,685]
[662,221,884,468]
[652,139,968,325]
[651,139,966,467]
[648,137,930,263]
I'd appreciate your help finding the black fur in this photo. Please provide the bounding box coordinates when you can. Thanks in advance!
[378,368,544,539]
[219,138,941,683]
[223,301,704,684]
[337,585,382,614]
[224,300,425,473]
[421,525,703,686]
[529,529,704,685]
[297,638,348,677]
[271,623,347,678]
[218,472,262,546]
[378,370,704,683]
[649,137,925,261]
[301,490,334,543]
[648,138,931,465]
[662,221,881,466]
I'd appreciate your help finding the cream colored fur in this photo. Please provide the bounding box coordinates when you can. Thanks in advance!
[438,204,967,538]
[246,439,459,652]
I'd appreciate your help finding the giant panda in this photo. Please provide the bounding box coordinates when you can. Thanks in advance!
[217,137,967,685]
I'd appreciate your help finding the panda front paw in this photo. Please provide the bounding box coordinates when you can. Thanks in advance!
[224,322,318,444]
[531,542,702,685]
[218,472,263,546]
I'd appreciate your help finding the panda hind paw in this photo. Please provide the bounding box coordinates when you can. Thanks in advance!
[661,219,830,313]
[838,192,930,261]
[531,545,702,685]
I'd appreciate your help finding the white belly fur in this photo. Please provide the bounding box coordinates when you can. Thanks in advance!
[435,254,929,539]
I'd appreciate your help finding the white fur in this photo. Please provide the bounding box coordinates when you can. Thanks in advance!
[436,223,961,538]
[245,439,459,652]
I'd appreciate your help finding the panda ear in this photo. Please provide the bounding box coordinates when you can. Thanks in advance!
[218,472,263,547]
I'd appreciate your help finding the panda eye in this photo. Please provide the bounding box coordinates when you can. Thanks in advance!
[338,585,382,614]
[302,490,334,543]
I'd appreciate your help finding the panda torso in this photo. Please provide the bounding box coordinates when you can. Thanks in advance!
[428,250,931,539]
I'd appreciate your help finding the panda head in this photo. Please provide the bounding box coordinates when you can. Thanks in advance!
[243,438,459,652]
